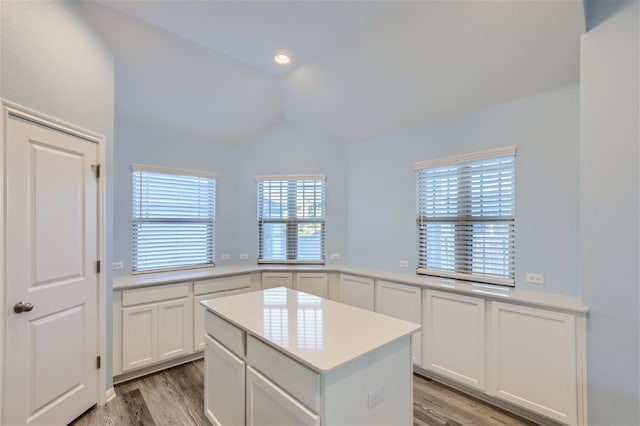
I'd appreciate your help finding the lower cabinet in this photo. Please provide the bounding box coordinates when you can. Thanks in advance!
[122,303,158,371]
[262,272,293,289]
[204,334,246,426]
[121,282,192,372]
[338,274,374,310]
[294,273,329,298]
[246,367,320,426]
[489,302,578,425]
[375,280,422,366]
[423,290,485,390]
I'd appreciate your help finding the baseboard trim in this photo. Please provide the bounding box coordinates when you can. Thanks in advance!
[413,366,563,426]
[104,387,116,404]
[113,352,204,385]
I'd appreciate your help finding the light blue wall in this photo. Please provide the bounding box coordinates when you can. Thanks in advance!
[112,122,234,274]
[216,123,349,266]
[0,0,115,388]
[346,85,580,296]
[580,1,639,424]
[112,122,349,271]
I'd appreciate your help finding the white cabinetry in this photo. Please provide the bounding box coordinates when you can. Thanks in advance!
[203,289,416,426]
[489,302,578,425]
[122,303,157,371]
[262,272,293,289]
[338,274,374,310]
[294,273,329,298]
[246,367,320,426]
[121,282,192,372]
[423,290,485,390]
[194,275,252,351]
[375,280,422,366]
[204,334,245,426]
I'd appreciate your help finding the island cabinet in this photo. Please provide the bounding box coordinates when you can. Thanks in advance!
[202,288,420,426]
[120,282,193,372]
[422,290,486,390]
[374,280,422,366]
[337,274,375,311]
[488,302,580,425]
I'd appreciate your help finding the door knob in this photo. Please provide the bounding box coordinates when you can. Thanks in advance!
[13,301,33,313]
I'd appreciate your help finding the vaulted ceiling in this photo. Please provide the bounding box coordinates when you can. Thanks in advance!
[79,1,586,144]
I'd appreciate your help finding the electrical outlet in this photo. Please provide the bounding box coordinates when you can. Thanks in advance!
[221,254,231,261]
[526,273,545,284]
[368,385,384,409]
[330,253,341,260]
[399,260,409,268]
[239,253,249,260]
[112,261,124,270]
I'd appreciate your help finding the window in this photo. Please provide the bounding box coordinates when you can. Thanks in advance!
[132,164,216,273]
[414,146,516,286]
[257,175,326,264]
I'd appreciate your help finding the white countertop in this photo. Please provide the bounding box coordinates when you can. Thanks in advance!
[113,264,588,313]
[201,287,421,373]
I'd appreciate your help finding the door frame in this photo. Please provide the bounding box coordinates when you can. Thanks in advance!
[0,99,109,419]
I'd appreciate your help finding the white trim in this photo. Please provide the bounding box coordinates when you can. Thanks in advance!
[104,387,116,404]
[255,174,326,181]
[0,99,108,420]
[97,129,108,408]
[416,268,515,287]
[1,100,102,144]
[412,145,516,170]
[131,163,218,179]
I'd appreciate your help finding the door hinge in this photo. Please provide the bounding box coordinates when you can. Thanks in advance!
[97,355,101,369]
[96,260,101,274]
[91,164,101,178]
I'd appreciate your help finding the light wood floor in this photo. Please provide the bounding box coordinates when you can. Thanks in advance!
[72,360,536,426]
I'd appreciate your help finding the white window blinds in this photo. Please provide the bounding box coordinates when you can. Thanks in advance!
[414,146,516,286]
[257,175,326,264]
[132,164,216,273]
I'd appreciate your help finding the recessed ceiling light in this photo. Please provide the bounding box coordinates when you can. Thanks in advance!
[273,52,291,65]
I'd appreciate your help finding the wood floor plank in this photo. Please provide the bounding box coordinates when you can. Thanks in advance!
[73,360,537,426]
[121,388,155,426]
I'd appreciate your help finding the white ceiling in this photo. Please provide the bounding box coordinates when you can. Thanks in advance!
[79,1,586,144]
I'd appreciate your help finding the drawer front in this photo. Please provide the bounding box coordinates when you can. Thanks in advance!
[194,275,251,296]
[123,282,190,307]
[246,335,320,412]
[205,310,245,357]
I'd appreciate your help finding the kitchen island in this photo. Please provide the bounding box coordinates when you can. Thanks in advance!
[201,287,420,426]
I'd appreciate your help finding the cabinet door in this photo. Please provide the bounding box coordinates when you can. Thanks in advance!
[122,303,158,371]
[262,272,293,289]
[338,274,374,310]
[194,292,226,351]
[204,334,245,426]
[295,273,328,298]
[375,281,422,366]
[158,297,193,361]
[423,291,485,390]
[246,366,320,426]
[490,302,577,425]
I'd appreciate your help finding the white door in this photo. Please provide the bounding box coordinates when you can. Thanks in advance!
[3,115,99,425]
[294,273,328,298]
